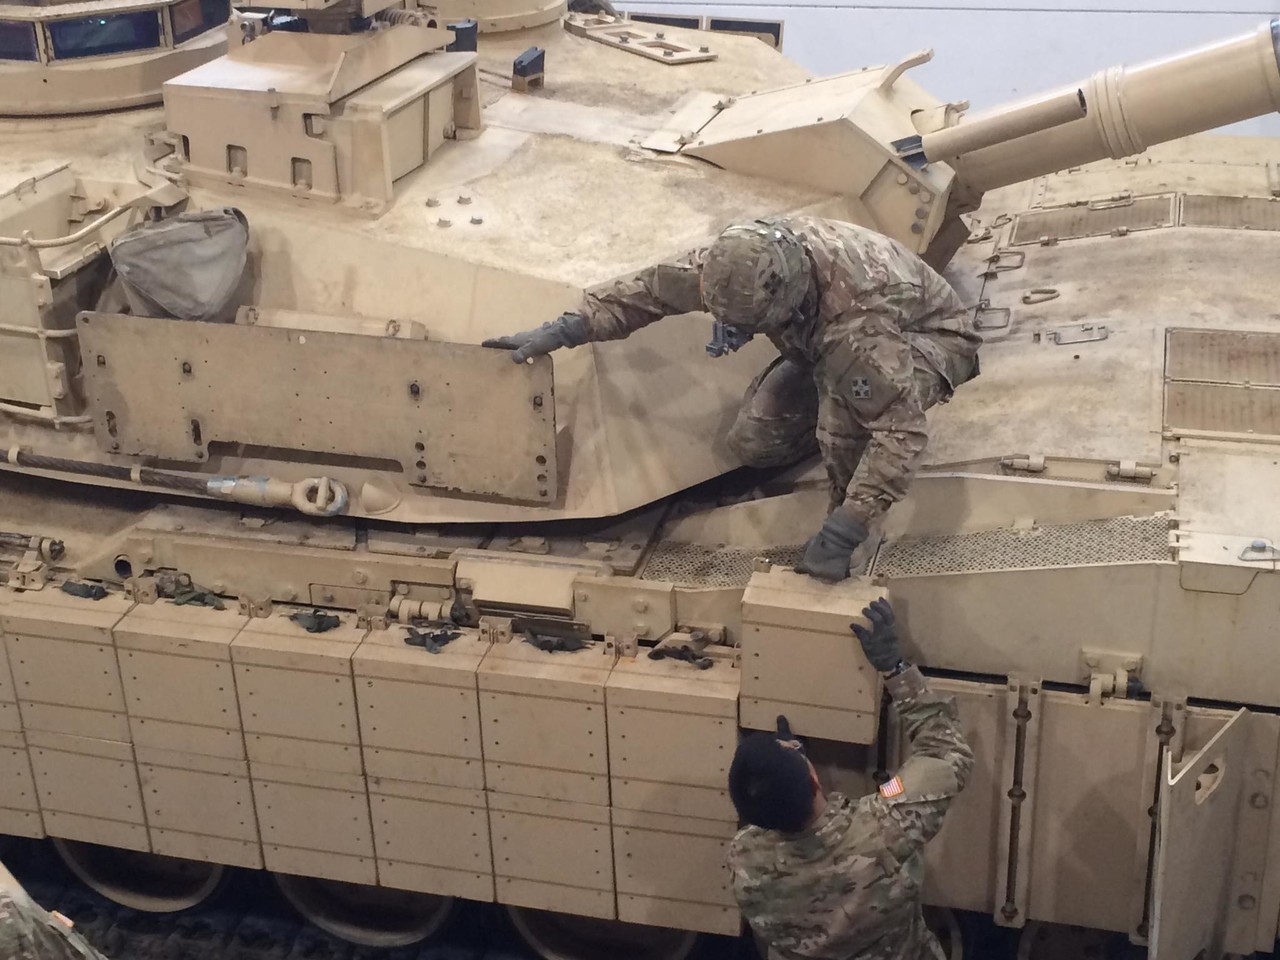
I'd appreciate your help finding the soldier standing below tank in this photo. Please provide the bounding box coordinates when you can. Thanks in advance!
[726,598,973,960]
[484,217,981,582]
[1,860,111,960]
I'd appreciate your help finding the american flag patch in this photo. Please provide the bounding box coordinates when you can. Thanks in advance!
[879,776,905,798]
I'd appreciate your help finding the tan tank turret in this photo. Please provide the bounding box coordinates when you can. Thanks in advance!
[4,11,1280,959]
[2,17,1278,525]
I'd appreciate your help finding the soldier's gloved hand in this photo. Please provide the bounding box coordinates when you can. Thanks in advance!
[850,598,902,672]
[775,714,805,755]
[482,312,591,363]
[795,509,867,583]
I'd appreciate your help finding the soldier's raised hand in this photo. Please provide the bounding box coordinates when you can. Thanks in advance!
[482,312,591,363]
[850,598,902,672]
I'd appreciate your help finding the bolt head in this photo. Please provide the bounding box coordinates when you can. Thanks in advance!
[632,599,649,613]
[1251,539,1267,551]
[437,218,452,227]
[470,216,484,225]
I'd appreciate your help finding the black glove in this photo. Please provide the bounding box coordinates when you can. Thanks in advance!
[850,598,902,672]
[482,312,591,363]
[290,609,341,634]
[795,509,867,583]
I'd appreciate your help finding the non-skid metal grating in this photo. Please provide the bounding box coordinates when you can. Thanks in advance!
[641,541,806,587]
[872,515,1171,578]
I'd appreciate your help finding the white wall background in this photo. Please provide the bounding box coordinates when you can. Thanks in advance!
[616,0,1280,136]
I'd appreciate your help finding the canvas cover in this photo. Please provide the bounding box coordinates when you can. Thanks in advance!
[108,208,249,322]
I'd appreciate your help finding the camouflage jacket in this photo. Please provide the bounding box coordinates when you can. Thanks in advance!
[577,217,981,526]
[0,865,109,960]
[727,667,975,960]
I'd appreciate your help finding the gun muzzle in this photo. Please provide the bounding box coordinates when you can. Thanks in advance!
[947,19,1280,192]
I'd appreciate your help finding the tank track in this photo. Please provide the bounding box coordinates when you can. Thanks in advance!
[4,838,546,960]
[6,836,1122,959]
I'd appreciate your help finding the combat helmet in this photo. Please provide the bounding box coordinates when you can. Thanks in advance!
[701,220,811,332]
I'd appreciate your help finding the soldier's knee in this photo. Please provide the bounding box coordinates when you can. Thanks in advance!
[728,418,817,468]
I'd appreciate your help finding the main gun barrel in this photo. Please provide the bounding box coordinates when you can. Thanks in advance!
[946,19,1280,193]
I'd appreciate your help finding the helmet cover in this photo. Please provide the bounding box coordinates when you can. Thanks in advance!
[701,221,810,332]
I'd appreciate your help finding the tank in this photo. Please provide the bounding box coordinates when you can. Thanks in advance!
[1,4,1280,956]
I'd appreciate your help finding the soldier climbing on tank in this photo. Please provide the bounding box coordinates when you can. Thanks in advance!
[726,598,973,960]
[483,217,981,582]
[1,860,111,960]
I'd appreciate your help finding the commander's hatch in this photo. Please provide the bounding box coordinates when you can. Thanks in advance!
[1148,708,1249,959]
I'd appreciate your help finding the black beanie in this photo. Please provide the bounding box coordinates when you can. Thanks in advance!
[728,731,815,833]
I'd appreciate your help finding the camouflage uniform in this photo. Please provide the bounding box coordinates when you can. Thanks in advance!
[0,864,110,960]
[579,217,981,526]
[727,667,974,960]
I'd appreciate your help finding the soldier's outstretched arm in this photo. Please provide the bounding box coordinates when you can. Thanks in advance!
[851,601,974,851]
[578,248,707,341]
[873,667,975,850]
[483,249,707,362]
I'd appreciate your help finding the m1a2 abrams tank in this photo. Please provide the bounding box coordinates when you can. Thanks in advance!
[1,0,1280,954]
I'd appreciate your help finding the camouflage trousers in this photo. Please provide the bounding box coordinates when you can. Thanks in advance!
[1,863,110,960]
[725,353,948,509]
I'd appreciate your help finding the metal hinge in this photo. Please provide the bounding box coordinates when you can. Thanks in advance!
[1001,455,1047,474]
[1130,694,1187,944]
[237,595,274,619]
[1082,648,1145,704]
[1106,460,1156,483]
[1075,189,1136,208]
[995,677,1043,928]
